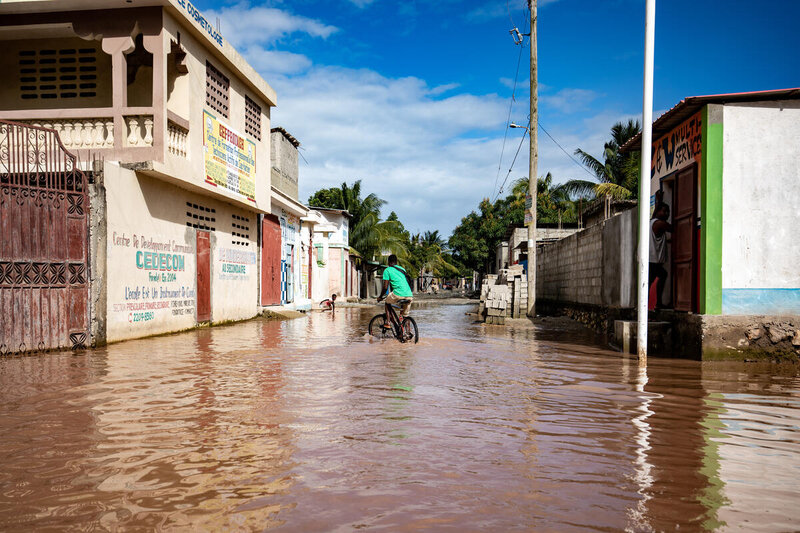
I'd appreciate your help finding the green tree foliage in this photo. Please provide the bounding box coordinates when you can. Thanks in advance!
[406,230,460,278]
[308,181,406,264]
[308,179,387,234]
[563,119,641,200]
[449,174,583,273]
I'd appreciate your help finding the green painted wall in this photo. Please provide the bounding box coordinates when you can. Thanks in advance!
[700,105,723,314]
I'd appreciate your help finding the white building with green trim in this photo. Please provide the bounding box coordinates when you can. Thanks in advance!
[622,88,800,358]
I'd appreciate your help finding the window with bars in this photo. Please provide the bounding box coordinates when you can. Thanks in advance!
[18,46,99,100]
[205,61,229,117]
[231,214,251,246]
[186,202,216,231]
[245,95,261,140]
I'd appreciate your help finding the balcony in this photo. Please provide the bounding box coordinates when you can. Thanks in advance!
[0,18,186,166]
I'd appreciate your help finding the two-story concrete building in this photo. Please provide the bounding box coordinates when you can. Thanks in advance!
[0,0,279,352]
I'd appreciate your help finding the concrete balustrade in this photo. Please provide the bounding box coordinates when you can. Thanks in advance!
[25,119,115,149]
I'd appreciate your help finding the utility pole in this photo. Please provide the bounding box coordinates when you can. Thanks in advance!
[637,0,656,360]
[526,0,538,317]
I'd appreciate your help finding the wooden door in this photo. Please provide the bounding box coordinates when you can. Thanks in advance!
[196,230,211,322]
[671,167,697,312]
[261,215,281,306]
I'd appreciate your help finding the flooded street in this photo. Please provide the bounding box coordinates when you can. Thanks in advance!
[1,304,800,531]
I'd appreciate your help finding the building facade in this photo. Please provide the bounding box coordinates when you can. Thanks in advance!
[306,207,359,304]
[0,0,280,351]
[265,127,312,310]
[624,88,800,316]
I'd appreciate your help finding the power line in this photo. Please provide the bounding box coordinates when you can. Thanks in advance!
[537,122,597,180]
[492,43,525,198]
[493,2,529,199]
[494,120,529,201]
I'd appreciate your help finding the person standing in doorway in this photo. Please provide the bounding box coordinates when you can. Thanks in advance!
[650,202,672,309]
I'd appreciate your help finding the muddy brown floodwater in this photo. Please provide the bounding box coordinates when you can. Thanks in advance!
[1,304,800,531]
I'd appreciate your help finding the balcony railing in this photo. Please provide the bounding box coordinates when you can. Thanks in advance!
[0,108,188,164]
[167,118,188,158]
[24,118,114,150]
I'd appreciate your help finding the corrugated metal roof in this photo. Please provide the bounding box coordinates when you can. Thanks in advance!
[620,87,800,152]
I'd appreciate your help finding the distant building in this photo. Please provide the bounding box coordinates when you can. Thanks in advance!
[0,0,278,351]
[305,207,359,304]
[265,127,312,310]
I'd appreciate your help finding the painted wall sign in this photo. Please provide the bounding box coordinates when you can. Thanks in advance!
[203,111,256,202]
[651,111,702,181]
[175,0,223,47]
[110,231,196,324]
[217,247,256,281]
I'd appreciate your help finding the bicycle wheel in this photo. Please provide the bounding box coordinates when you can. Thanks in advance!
[401,317,419,344]
[369,314,391,338]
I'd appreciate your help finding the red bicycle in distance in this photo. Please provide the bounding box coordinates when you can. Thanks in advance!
[368,300,419,343]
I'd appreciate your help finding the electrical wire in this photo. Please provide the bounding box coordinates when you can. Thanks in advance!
[493,0,531,200]
[492,42,525,199]
[494,120,529,201]
[537,122,597,179]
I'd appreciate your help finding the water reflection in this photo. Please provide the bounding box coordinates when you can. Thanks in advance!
[0,305,798,530]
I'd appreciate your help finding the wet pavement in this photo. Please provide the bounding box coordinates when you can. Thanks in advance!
[1,303,800,531]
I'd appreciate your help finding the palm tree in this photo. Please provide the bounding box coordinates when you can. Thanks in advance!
[563,119,641,200]
[350,212,408,262]
[535,172,577,226]
[339,180,386,231]
[409,230,458,283]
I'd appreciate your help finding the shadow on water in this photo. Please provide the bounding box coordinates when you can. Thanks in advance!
[0,304,799,531]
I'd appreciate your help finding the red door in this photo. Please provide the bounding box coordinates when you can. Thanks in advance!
[196,230,211,322]
[671,167,697,312]
[261,215,281,306]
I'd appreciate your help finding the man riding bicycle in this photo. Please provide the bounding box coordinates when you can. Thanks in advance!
[377,254,413,318]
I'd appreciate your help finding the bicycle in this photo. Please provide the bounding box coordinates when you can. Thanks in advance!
[368,299,419,343]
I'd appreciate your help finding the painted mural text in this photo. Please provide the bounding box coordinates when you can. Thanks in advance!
[136,251,186,272]
[651,112,702,181]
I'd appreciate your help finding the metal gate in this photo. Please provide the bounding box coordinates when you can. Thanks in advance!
[0,121,90,354]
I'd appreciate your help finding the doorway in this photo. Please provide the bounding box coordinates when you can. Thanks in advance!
[671,166,698,312]
[261,215,281,306]
[196,230,210,322]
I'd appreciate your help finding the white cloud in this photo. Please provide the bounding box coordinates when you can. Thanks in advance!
[205,3,337,49]
[243,47,312,76]
[541,88,600,113]
[214,4,634,235]
[266,66,510,234]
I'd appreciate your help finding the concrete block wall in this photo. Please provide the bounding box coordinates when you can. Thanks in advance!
[536,208,636,309]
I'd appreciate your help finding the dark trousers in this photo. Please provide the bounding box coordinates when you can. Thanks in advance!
[649,262,668,307]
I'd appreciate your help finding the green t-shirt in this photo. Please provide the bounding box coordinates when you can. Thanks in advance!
[382,265,412,297]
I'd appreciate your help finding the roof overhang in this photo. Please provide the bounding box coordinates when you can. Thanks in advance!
[309,206,352,218]
[621,87,800,153]
[271,186,307,217]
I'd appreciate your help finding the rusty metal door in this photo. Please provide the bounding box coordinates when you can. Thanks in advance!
[0,121,89,354]
[671,166,697,312]
[261,215,281,306]
[196,230,211,322]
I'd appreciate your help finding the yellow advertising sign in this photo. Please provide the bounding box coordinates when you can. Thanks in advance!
[203,111,256,202]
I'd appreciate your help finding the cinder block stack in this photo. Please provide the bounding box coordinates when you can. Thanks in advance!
[483,283,510,325]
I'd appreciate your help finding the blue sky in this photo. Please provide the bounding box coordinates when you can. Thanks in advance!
[195,0,800,236]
